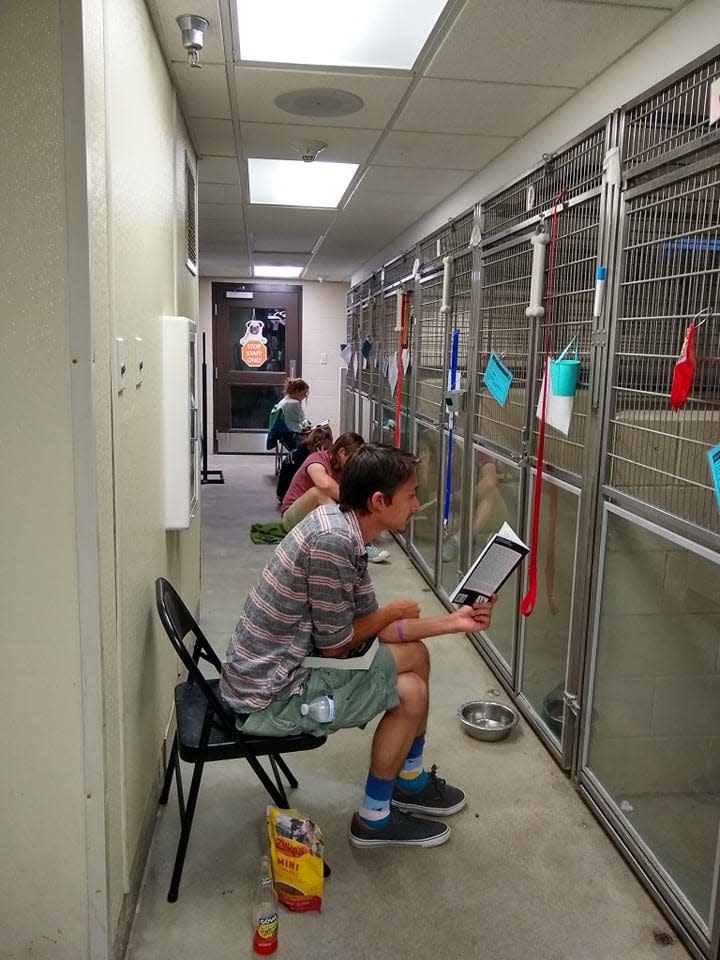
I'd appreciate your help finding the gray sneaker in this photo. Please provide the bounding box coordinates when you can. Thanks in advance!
[348,810,450,848]
[391,765,467,817]
[366,543,390,563]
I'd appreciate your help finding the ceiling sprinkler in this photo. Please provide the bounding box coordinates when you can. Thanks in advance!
[176,14,209,68]
[292,139,328,163]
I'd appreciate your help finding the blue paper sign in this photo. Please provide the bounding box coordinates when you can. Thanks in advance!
[483,352,513,406]
[708,442,720,510]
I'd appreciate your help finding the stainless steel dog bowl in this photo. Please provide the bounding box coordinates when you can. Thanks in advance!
[458,700,519,742]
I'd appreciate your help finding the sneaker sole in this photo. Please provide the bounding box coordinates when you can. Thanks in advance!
[348,823,451,848]
[390,796,467,817]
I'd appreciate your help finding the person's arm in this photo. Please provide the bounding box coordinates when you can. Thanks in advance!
[319,599,421,656]
[307,462,340,500]
[378,597,497,644]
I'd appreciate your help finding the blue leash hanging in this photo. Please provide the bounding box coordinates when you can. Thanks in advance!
[443,327,461,527]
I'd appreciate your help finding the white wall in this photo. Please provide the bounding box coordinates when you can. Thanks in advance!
[0,0,201,957]
[1,3,88,956]
[199,278,348,445]
[354,0,720,282]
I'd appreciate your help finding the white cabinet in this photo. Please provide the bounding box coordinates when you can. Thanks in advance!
[162,316,199,529]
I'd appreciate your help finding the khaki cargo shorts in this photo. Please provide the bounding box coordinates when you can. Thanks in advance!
[238,642,399,739]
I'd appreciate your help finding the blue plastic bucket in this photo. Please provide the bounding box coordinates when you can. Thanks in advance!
[550,355,580,397]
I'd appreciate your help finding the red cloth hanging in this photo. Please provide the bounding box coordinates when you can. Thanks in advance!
[670,322,696,411]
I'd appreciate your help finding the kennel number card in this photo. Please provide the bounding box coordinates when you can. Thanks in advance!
[483,352,513,407]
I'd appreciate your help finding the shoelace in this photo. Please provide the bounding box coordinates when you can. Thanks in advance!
[427,764,447,795]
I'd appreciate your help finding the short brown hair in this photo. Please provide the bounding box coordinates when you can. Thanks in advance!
[329,432,364,471]
[339,443,419,514]
[284,377,309,398]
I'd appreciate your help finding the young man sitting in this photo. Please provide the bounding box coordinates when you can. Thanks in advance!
[220,443,496,848]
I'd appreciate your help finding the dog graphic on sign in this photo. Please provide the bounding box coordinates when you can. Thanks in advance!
[239,318,268,368]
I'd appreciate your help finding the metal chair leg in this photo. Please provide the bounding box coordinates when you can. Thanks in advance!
[167,760,204,902]
[159,734,179,805]
[274,754,298,790]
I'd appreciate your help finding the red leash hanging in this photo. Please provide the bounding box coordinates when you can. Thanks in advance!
[395,293,409,447]
[520,188,568,617]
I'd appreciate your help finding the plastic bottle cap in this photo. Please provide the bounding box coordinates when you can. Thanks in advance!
[300,703,309,716]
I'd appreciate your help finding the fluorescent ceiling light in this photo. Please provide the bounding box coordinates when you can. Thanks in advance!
[254,265,303,278]
[248,158,358,208]
[237,0,446,69]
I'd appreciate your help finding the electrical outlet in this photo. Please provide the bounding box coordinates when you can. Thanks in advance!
[115,337,127,393]
[134,337,144,386]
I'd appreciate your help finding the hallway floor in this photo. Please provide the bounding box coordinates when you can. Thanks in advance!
[126,455,690,960]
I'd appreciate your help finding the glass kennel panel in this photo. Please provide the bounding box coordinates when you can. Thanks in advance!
[518,474,580,746]
[438,432,464,598]
[412,420,442,580]
[468,447,523,674]
[585,506,720,930]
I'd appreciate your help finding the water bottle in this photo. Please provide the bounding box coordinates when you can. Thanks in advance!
[252,855,278,955]
[300,694,335,723]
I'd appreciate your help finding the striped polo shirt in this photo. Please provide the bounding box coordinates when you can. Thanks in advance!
[219,504,378,713]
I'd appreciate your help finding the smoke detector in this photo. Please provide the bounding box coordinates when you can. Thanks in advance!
[176,14,209,68]
[292,139,328,163]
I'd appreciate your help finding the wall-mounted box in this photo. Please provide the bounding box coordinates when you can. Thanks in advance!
[162,316,199,529]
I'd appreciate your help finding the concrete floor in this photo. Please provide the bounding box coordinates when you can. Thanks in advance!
[126,454,690,960]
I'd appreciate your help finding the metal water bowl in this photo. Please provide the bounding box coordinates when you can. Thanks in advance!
[458,700,519,742]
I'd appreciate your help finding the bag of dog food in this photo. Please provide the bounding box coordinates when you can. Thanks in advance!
[266,806,324,912]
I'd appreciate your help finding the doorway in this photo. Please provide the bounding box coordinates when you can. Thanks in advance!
[212,283,302,453]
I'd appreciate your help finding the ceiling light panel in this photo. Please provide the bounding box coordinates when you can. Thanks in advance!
[254,265,304,278]
[236,0,447,69]
[248,158,358,208]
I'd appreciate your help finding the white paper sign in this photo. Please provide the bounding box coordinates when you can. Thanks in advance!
[710,78,720,126]
[401,348,410,374]
[536,370,574,436]
[388,354,399,396]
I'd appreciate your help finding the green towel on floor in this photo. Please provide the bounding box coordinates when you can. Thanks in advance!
[250,522,287,544]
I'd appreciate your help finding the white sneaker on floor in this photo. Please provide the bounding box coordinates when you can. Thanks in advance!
[366,543,390,563]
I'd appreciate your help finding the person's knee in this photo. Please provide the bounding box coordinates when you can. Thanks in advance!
[396,671,428,718]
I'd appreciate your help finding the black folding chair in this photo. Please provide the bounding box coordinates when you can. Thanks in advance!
[155,577,326,901]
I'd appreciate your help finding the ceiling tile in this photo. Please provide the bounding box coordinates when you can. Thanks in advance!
[197,156,240,184]
[199,202,244,222]
[251,232,319,254]
[199,183,243,204]
[244,205,335,235]
[239,122,381,164]
[232,66,412,128]
[427,0,669,87]
[190,118,236,156]
[199,253,253,277]
[171,63,231,118]
[361,165,470,196]
[397,78,575,137]
[374,130,514,170]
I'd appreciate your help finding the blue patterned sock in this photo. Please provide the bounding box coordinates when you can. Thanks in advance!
[397,736,429,792]
[358,772,394,828]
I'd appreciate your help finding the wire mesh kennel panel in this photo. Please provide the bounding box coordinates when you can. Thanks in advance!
[418,209,475,273]
[606,158,720,539]
[415,274,447,426]
[530,192,604,478]
[475,238,534,457]
[482,123,608,244]
[621,48,720,182]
